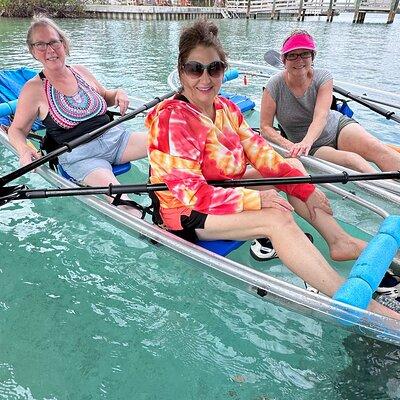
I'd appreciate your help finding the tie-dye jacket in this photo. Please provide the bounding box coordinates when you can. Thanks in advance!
[145,95,315,228]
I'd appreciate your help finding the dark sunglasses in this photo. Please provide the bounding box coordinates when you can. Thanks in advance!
[182,61,226,78]
[285,51,313,61]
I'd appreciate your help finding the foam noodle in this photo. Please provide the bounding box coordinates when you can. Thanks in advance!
[0,99,17,118]
[333,215,400,311]
[334,277,373,310]
[222,69,239,83]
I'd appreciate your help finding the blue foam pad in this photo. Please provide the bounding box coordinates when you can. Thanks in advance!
[378,215,400,246]
[222,69,239,83]
[334,277,373,310]
[349,234,398,289]
[196,239,244,256]
[0,99,17,118]
[333,215,400,313]
[112,162,131,176]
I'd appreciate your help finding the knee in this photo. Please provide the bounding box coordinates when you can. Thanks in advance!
[261,208,296,233]
[342,152,367,168]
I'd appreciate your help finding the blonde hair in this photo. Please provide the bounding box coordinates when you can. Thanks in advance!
[26,15,70,56]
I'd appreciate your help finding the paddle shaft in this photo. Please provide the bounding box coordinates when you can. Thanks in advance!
[6,171,400,201]
[0,90,177,187]
[333,85,400,124]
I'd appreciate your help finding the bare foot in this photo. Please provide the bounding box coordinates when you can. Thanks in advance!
[329,236,366,261]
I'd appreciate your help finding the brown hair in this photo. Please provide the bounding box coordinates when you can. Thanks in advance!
[178,19,227,71]
[26,15,70,56]
[282,29,313,46]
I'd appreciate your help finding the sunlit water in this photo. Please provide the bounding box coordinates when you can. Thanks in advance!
[1,15,400,400]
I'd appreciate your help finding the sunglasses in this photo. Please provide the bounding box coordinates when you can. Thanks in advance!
[182,61,226,78]
[285,51,313,61]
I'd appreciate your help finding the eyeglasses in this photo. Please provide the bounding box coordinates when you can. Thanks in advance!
[285,51,313,61]
[182,61,226,78]
[31,39,63,52]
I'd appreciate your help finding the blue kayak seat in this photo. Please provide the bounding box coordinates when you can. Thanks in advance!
[219,90,256,114]
[196,239,245,256]
[58,162,132,182]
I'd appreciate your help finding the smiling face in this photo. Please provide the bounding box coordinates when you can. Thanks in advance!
[30,25,67,71]
[179,45,224,113]
[283,48,313,76]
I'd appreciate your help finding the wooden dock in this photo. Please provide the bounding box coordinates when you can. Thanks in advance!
[85,0,399,23]
[224,0,400,23]
[84,4,222,20]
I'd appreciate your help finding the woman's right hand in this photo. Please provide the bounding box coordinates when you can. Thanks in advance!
[19,145,41,167]
[260,189,294,212]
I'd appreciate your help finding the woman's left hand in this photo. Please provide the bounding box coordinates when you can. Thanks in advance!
[289,138,314,158]
[305,188,332,220]
[115,89,130,116]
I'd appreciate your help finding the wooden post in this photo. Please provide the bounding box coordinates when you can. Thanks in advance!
[271,0,276,19]
[387,0,399,23]
[326,0,334,22]
[246,0,251,18]
[353,0,362,23]
[297,0,304,21]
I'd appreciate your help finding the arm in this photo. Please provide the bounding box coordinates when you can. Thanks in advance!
[147,106,262,215]
[260,88,294,150]
[290,79,333,157]
[8,80,42,166]
[73,65,129,115]
[228,101,315,202]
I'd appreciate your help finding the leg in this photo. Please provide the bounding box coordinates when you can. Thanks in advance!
[118,131,148,163]
[84,168,142,217]
[197,209,399,319]
[314,146,377,173]
[288,195,366,261]
[338,123,400,171]
[244,161,366,261]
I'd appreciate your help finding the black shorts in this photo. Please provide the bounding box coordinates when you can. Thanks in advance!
[169,210,208,243]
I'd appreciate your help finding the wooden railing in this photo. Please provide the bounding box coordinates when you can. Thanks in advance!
[225,0,396,14]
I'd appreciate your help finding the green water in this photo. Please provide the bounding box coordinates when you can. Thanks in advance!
[1,16,400,400]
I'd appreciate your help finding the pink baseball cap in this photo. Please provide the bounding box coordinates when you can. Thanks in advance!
[281,33,316,55]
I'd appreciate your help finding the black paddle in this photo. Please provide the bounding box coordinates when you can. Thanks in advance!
[263,50,400,124]
[0,89,177,188]
[1,170,400,206]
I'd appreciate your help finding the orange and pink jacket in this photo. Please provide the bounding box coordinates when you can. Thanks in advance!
[146,95,315,230]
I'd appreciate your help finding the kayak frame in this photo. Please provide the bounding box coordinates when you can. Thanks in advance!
[1,127,400,346]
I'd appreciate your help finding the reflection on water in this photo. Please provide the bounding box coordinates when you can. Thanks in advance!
[1,16,400,400]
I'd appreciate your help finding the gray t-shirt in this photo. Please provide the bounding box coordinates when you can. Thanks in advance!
[265,68,342,149]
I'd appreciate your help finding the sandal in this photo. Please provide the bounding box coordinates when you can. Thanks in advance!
[250,232,314,261]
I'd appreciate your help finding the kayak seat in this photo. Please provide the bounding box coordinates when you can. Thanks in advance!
[58,162,132,182]
[196,239,245,256]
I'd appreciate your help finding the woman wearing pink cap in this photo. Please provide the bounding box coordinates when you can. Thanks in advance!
[260,29,400,172]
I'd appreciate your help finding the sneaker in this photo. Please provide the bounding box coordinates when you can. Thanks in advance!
[304,282,320,294]
[250,232,313,261]
[375,294,400,313]
[376,269,400,298]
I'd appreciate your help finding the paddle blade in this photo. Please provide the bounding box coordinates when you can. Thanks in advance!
[0,185,26,207]
[264,50,284,69]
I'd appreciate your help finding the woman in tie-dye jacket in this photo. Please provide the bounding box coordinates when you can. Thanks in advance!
[146,20,399,318]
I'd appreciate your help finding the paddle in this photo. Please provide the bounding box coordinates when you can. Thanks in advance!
[1,170,400,206]
[0,90,177,188]
[263,50,400,124]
